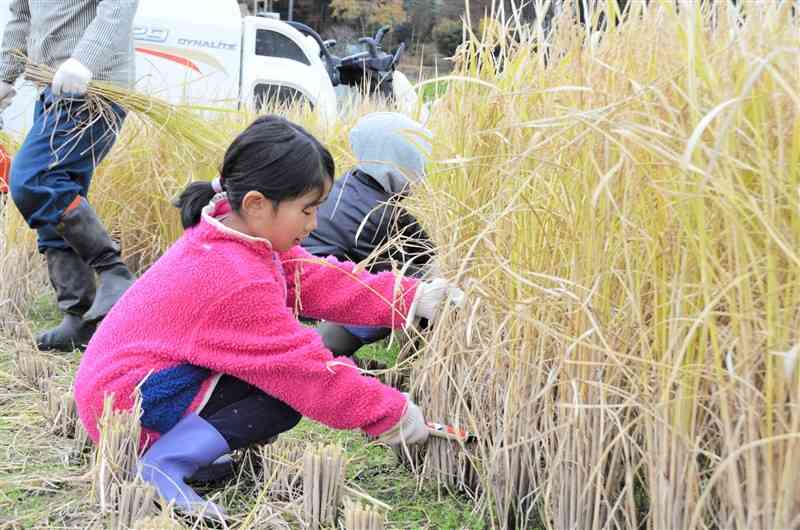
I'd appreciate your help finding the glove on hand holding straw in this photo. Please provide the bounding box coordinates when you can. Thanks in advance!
[407,278,465,325]
[377,394,429,446]
[52,58,92,97]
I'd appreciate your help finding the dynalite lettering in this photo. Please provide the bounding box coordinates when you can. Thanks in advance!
[177,38,238,50]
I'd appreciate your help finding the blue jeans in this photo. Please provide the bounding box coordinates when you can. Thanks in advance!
[9,89,126,252]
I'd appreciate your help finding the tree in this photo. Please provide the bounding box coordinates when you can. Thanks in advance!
[329,0,407,34]
[291,0,333,32]
[432,18,462,56]
[404,0,441,43]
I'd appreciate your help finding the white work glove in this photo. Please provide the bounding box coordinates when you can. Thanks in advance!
[52,58,92,97]
[0,81,15,111]
[409,278,465,323]
[377,394,429,447]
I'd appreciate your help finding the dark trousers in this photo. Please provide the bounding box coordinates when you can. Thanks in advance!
[9,89,125,252]
[199,375,302,450]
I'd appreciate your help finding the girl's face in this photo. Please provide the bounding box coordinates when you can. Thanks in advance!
[238,180,332,252]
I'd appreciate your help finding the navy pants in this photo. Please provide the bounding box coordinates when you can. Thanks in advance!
[343,324,392,344]
[200,375,302,450]
[9,89,125,252]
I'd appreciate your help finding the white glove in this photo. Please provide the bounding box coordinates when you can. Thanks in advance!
[0,81,15,111]
[377,394,429,446]
[52,58,92,96]
[410,278,465,323]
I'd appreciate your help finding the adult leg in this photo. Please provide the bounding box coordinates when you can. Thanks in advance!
[35,248,97,351]
[318,322,364,357]
[318,322,391,370]
[10,93,95,350]
[56,196,135,322]
[9,90,134,329]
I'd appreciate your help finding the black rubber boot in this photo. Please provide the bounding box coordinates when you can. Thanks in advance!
[318,322,364,357]
[36,248,97,352]
[56,197,135,323]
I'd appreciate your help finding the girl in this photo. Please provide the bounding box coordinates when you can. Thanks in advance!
[74,115,460,519]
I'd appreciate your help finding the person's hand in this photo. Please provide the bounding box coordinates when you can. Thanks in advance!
[413,278,465,322]
[0,81,16,111]
[377,394,429,446]
[52,58,92,96]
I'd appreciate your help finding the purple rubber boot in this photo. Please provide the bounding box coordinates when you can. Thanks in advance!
[139,414,229,521]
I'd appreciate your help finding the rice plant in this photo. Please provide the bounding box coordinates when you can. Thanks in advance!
[401,1,800,528]
[12,349,55,390]
[41,381,78,437]
[302,444,346,529]
[92,393,144,511]
[106,478,158,530]
[0,1,798,528]
[342,497,386,530]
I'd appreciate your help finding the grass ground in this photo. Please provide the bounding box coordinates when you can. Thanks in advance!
[0,295,484,529]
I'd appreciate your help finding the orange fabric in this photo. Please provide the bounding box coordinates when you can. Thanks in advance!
[0,145,10,194]
[65,195,82,212]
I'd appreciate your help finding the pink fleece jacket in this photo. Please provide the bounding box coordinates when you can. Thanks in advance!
[74,195,417,448]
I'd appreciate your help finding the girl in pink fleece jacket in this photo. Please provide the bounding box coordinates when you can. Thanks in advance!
[73,115,460,520]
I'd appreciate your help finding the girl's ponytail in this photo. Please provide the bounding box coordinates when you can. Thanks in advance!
[174,181,216,229]
[172,116,334,230]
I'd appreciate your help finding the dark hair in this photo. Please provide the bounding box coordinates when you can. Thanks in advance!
[175,115,335,229]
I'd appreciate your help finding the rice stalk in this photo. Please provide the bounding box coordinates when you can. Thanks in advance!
[247,439,307,502]
[40,381,78,438]
[12,349,55,391]
[71,419,94,465]
[341,497,386,530]
[0,170,57,339]
[91,392,144,511]
[107,478,158,530]
[302,444,346,529]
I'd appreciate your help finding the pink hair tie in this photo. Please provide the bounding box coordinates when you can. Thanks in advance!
[211,176,223,194]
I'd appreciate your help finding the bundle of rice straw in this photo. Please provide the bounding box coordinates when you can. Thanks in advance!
[21,55,230,158]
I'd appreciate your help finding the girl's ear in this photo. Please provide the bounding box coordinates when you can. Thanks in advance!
[241,190,270,216]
